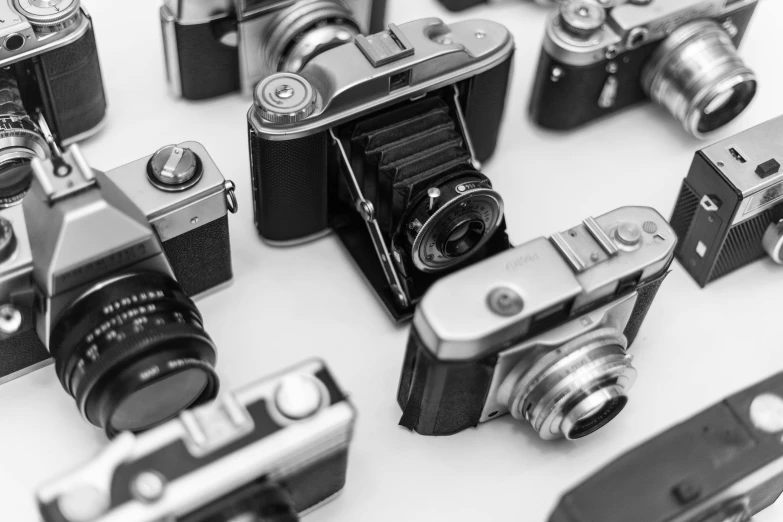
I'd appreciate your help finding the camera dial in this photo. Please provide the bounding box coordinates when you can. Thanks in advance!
[255,73,317,124]
[498,327,636,440]
[642,20,757,138]
[147,145,203,192]
[14,0,81,32]
[559,1,605,38]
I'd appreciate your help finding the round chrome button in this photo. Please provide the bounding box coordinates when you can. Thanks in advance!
[147,145,202,192]
[255,73,316,124]
[274,374,324,420]
[615,222,642,246]
[57,485,109,522]
[750,393,783,434]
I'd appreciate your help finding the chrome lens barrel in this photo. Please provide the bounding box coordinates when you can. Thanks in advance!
[642,20,757,139]
[504,327,636,441]
[264,0,360,74]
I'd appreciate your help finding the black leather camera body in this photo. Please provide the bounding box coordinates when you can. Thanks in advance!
[1,0,107,145]
[671,115,783,287]
[161,0,387,100]
[398,207,676,438]
[248,18,515,321]
[530,0,758,138]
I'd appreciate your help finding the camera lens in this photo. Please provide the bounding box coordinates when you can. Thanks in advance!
[405,170,504,273]
[501,327,636,440]
[0,70,48,207]
[264,0,360,74]
[642,20,757,138]
[50,272,219,437]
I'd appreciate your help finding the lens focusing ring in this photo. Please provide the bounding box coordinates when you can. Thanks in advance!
[503,327,636,440]
[50,272,218,436]
[642,20,757,138]
[264,0,360,74]
[405,171,504,273]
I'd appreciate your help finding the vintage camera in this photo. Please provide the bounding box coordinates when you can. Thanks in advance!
[437,0,558,13]
[548,371,783,522]
[670,115,783,287]
[248,18,514,321]
[160,0,387,100]
[0,0,106,203]
[37,359,357,522]
[529,0,759,138]
[397,206,676,438]
[0,142,238,437]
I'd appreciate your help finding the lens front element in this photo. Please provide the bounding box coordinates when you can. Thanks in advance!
[50,272,219,437]
[501,327,636,440]
[642,20,757,138]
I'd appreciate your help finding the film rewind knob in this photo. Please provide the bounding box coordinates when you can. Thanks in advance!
[559,1,605,37]
[256,73,317,124]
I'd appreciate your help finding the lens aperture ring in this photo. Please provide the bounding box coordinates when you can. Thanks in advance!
[504,327,635,440]
[404,170,504,273]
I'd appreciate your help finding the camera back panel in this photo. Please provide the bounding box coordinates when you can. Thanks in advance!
[671,116,783,286]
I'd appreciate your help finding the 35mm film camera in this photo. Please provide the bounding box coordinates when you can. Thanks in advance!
[549,370,783,522]
[38,360,357,522]
[248,18,515,321]
[0,0,107,206]
[161,0,387,99]
[398,206,675,438]
[529,0,759,138]
[0,143,238,436]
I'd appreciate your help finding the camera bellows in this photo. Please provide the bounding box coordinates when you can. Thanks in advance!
[49,272,218,437]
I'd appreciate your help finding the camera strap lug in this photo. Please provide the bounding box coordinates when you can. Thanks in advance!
[328,128,409,309]
[451,84,481,170]
[224,180,239,214]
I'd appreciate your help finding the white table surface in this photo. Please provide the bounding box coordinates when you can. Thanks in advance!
[2,0,783,520]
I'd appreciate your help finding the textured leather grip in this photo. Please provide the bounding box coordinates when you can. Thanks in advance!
[463,52,513,163]
[174,17,240,100]
[250,129,329,243]
[36,24,107,142]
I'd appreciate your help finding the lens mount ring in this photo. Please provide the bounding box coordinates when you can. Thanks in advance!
[503,327,636,440]
[406,174,504,273]
[264,0,360,74]
[642,19,757,138]
[762,221,783,264]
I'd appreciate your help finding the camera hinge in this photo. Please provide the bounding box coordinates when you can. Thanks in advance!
[328,128,409,309]
[451,84,481,170]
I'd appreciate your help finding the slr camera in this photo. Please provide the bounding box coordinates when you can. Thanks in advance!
[398,206,676,438]
[0,142,238,437]
[529,0,759,138]
[0,0,107,206]
[160,0,387,100]
[671,115,783,287]
[249,18,515,321]
[437,0,557,13]
[549,371,783,522]
[38,359,358,522]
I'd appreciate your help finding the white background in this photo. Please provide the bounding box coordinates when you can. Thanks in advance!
[1,0,783,520]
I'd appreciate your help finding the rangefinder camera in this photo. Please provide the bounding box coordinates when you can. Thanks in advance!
[548,371,783,522]
[0,0,107,206]
[160,0,387,100]
[249,18,514,321]
[0,142,238,437]
[37,359,357,522]
[529,0,759,138]
[397,206,676,438]
[671,115,783,287]
[437,0,559,13]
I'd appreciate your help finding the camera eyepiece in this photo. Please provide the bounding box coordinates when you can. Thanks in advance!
[405,170,504,273]
[50,272,218,437]
[499,327,636,440]
[642,20,757,139]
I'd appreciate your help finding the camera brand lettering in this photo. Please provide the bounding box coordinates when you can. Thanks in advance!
[506,252,540,271]
[55,241,152,292]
